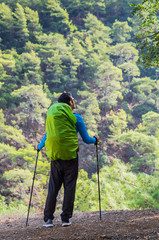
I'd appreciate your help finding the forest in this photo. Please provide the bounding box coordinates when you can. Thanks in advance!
[0,0,159,216]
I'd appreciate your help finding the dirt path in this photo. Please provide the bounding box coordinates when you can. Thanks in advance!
[1,210,159,240]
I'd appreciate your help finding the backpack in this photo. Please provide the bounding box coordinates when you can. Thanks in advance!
[45,102,78,160]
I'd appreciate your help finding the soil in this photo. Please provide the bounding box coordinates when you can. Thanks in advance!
[1,209,159,240]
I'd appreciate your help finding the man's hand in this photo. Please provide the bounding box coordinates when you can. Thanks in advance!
[94,134,100,144]
[36,145,40,152]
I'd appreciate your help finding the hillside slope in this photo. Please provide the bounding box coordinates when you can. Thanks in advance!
[1,210,159,239]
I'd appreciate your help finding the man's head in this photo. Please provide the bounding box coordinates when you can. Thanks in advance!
[58,92,75,110]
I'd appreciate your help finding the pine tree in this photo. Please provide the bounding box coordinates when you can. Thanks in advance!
[13,3,29,48]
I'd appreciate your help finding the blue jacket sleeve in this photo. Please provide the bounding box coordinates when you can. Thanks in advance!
[74,113,96,144]
[38,133,46,150]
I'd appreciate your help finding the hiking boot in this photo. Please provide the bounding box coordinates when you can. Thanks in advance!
[43,219,53,227]
[62,220,71,227]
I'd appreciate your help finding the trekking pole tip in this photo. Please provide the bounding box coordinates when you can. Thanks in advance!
[26,221,29,227]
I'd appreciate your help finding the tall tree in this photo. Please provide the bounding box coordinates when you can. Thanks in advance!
[35,33,70,90]
[0,3,14,49]
[131,77,158,109]
[110,43,139,65]
[107,109,128,140]
[25,7,42,42]
[111,20,132,43]
[60,0,92,19]
[95,60,123,108]
[119,130,159,173]
[0,49,21,109]
[77,91,101,135]
[13,3,29,48]
[132,0,159,67]
[61,0,106,19]
[84,13,112,45]
[138,111,159,137]
[104,0,141,23]
[41,0,75,35]
[11,85,51,133]
[20,50,42,85]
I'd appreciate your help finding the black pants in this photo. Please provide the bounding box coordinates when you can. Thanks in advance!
[44,156,78,222]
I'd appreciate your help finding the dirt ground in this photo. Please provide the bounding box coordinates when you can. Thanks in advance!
[1,209,159,240]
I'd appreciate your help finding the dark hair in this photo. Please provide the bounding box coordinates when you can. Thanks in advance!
[58,92,73,105]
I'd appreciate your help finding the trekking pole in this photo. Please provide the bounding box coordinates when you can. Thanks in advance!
[26,150,39,227]
[96,142,102,220]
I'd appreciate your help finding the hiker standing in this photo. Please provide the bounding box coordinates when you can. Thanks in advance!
[37,92,100,227]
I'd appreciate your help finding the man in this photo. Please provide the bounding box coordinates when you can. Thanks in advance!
[37,92,100,227]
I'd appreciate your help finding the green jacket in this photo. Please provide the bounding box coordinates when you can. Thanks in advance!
[45,102,78,160]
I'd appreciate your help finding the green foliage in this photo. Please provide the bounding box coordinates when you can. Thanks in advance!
[75,159,159,211]
[0,109,30,149]
[130,173,159,209]
[110,43,139,66]
[107,110,128,140]
[131,77,158,109]
[97,159,137,210]
[119,61,140,82]
[61,0,106,19]
[121,101,131,114]
[84,13,112,45]
[111,20,132,43]
[105,0,140,23]
[25,7,42,42]
[3,169,32,199]
[41,0,75,35]
[0,194,28,216]
[0,108,5,123]
[98,151,110,168]
[12,84,51,127]
[28,32,80,90]
[0,143,38,170]
[0,3,14,49]
[0,143,17,165]
[132,104,156,118]
[77,91,101,135]
[0,121,28,148]
[1,146,50,208]
[118,130,159,173]
[3,159,49,207]
[0,49,21,109]
[96,60,123,108]
[132,0,159,67]
[75,169,94,211]
[13,3,29,48]
[20,50,42,85]
[137,111,159,137]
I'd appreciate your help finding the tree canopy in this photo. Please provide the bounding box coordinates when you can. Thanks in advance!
[132,0,159,67]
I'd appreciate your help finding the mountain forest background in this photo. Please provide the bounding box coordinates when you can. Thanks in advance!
[0,0,159,216]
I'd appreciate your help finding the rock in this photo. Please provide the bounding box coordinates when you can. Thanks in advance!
[100,234,112,239]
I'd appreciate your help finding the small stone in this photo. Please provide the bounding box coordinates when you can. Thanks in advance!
[101,235,112,239]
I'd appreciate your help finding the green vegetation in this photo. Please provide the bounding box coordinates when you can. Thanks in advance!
[132,0,159,67]
[0,0,159,215]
